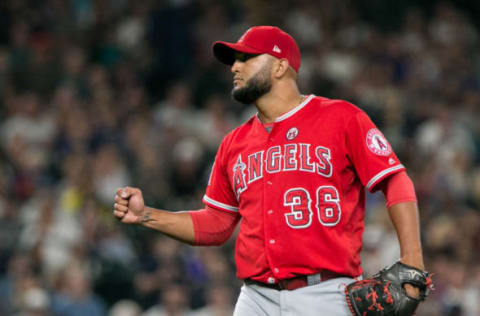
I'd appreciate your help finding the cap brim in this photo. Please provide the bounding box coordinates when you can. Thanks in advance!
[213,41,263,66]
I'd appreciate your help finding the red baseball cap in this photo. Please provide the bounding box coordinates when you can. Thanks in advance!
[213,26,301,73]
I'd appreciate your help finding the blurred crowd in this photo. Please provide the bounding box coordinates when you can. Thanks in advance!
[0,0,479,315]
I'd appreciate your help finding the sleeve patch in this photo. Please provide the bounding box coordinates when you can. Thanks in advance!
[366,128,392,156]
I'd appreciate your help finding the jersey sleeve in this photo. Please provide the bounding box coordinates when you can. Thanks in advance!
[346,111,405,192]
[202,139,239,213]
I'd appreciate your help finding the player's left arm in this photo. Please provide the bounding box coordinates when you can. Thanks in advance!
[379,171,424,269]
[378,171,425,297]
[388,201,424,268]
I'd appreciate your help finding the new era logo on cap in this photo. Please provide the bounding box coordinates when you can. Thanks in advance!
[212,26,301,73]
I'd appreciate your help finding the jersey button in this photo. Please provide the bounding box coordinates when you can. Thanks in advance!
[267,277,276,284]
[267,181,273,185]
[274,268,279,274]
[267,210,273,215]
[269,239,275,244]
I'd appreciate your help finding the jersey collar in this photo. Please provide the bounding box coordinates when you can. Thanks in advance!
[274,94,314,122]
[253,94,314,127]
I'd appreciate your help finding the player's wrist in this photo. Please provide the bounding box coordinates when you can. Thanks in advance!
[140,207,152,224]
[400,253,425,271]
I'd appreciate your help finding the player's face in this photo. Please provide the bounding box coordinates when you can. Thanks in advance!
[231,53,273,104]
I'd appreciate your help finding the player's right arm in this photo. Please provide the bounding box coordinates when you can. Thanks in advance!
[114,134,240,245]
[113,187,196,244]
[113,186,240,246]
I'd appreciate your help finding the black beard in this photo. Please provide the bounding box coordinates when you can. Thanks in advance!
[231,70,272,105]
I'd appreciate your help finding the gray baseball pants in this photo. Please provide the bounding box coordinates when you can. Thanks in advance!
[233,277,356,316]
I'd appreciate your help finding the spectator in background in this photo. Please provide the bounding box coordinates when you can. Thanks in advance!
[50,264,106,316]
[109,299,142,316]
[18,187,84,281]
[1,92,57,180]
[13,286,51,316]
[190,284,234,316]
[0,252,36,315]
[154,81,198,141]
[142,283,193,316]
[92,144,132,206]
[194,94,237,152]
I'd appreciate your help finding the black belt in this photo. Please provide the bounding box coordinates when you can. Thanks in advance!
[245,270,350,291]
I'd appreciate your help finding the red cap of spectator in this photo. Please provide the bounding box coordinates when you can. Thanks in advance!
[213,26,301,73]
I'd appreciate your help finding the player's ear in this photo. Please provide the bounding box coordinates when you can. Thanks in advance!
[273,58,290,79]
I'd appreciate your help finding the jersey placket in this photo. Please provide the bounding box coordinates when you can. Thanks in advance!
[262,121,281,284]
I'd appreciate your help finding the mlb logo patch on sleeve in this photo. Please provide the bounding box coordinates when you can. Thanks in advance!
[366,128,392,156]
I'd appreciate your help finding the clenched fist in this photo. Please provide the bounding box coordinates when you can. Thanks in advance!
[113,187,145,224]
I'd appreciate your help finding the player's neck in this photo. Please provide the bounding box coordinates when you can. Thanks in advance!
[255,83,303,124]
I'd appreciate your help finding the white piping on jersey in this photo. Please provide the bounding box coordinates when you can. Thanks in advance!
[274,94,315,122]
[203,194,239,212]
[366,164,405,191]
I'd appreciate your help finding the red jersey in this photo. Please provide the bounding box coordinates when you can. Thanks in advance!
[203,95,405,284]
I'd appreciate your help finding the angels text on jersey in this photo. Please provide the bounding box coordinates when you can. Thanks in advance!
[232,142,332,200]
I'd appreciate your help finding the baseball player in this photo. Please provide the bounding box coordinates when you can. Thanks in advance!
[114,26,428,315]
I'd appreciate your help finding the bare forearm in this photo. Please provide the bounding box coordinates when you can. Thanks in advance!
[141,207,195,245]
[388,201,424,269]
